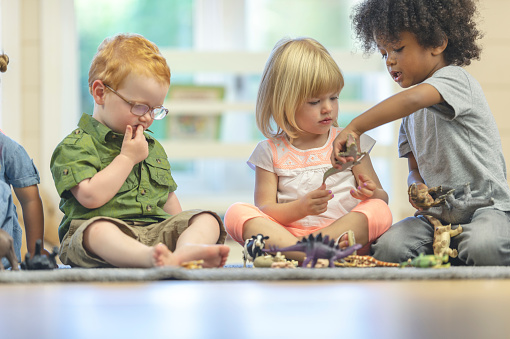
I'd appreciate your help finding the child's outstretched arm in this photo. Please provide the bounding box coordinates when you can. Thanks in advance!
[71,125,148,209]
[351,156,389,203]
[254,167,333,225]
[331,83,443,167]
[13,185,45,257]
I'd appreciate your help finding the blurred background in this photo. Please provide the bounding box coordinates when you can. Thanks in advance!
[0,0,508,255]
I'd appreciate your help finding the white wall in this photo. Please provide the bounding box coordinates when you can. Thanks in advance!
[467,0,510,175]
[0,0,79,208]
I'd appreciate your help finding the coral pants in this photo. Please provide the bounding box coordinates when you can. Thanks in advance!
[224,199,392,255]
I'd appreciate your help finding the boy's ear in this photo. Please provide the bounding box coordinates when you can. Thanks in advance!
[91,80,107,105]
[432,38,448,56]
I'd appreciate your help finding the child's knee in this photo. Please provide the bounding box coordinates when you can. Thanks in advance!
[352,199,392,243]
[224,203,262,244]
[460,233,510,266]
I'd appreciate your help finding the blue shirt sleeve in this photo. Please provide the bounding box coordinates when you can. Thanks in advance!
[0,133,40,188]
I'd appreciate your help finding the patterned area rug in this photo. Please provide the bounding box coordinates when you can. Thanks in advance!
[1,265,510,283]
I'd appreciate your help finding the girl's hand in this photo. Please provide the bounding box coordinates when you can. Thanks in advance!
[120,125,149,165]
[350,174,376,201]
[299,183,334,216]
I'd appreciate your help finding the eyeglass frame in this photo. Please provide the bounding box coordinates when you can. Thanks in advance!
[103,84,169,120]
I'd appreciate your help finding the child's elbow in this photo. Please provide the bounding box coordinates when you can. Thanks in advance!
[71,186,106,209]
[79,198,104,210]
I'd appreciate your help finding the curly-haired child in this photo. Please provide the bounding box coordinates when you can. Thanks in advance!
[331,0,510,265]
[224,37,392,262]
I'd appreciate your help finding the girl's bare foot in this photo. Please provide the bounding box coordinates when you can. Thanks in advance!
[151,243,230,268]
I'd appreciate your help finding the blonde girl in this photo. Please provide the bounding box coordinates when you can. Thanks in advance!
[224,37,392,261]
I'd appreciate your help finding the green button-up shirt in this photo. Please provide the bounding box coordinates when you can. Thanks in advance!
[50,113,177,241]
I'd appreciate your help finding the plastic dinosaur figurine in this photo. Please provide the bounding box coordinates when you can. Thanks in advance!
[335,255,400,267]
[415,182,494,225]
[408,183,453,209]
[0,229,19,270]
[425,215,463,259]
[21,239,58,270]
[323,134,367,183]
[264,233,362,268]
[400,253,450,268]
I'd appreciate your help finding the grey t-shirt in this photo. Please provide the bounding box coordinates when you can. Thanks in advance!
[398,65,510,211]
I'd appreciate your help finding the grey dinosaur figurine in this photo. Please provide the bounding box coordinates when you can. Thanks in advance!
[264,233,362,268]
[415,182,494,225]
[0,229,19,270]
[21,239,58,270]
[324,134,367,183]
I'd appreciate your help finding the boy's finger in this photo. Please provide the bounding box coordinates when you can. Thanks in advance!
[124,125,133,141]
[133,125,144,138]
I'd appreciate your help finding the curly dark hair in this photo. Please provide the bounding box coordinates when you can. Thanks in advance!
[351,0,483,66]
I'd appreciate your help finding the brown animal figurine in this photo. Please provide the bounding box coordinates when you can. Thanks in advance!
[408,183,453,209]
[0,229,19,270]
[426,216,463,259]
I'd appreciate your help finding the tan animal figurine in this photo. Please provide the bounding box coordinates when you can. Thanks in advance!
[0,229,19,270]
[426,216,463,258]
[408,183,453,209]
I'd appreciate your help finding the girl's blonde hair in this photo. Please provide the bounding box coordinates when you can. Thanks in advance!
[256,37,344,139]
[88,33,170,93]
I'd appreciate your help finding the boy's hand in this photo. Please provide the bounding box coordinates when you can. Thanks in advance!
[408,183,432,211]
[120,125,149,165]
[298,183,333,216]
[350,174,376,201]
[331,128,360,168]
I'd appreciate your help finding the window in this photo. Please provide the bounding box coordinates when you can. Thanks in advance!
[75,0,403,216]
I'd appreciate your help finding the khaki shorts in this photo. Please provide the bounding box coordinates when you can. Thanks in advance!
[59,209,227,268]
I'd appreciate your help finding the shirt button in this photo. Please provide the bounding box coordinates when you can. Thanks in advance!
[74,130,80,135]
[146,205,152,212]
[156,159,161,163]
[63,169,69,175]
[112,135,117,139]
[141,189,146,195]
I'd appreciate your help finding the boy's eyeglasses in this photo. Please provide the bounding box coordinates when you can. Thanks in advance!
[104,84,169,120]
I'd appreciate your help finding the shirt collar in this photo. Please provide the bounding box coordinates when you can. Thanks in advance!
[77,113,156,146]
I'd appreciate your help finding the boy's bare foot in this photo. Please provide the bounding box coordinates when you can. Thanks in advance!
[152,243,175,267]
[152,243,230,268]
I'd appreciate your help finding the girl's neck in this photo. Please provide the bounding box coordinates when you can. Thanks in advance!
[289,129,330,150]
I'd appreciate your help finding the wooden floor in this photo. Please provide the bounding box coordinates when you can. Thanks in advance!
[1,279,510,339]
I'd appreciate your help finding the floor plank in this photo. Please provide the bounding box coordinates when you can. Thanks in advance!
[1,279,509,339]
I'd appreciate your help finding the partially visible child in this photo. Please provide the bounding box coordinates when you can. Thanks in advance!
[224,37,392,262]
[0,53,45,268]
[50,33,229,268]
[331,0,510,265]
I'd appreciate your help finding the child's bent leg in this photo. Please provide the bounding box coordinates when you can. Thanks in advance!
[454,209,510,266]
[83,220,156,268]
[174,212,230,268]
[371,216,434,263]
[243,217,305,262]
[317,199,392,254]
[225,202,304,261]
[176,212,221,245]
